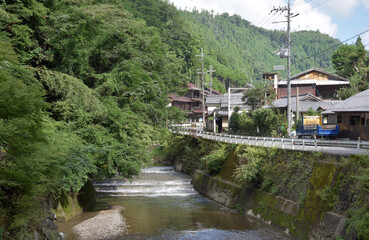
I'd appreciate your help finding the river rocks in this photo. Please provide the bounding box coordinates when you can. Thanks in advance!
[72,206,126,240]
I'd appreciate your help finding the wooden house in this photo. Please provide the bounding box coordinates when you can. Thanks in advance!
[322,89,369,140]
[277,68,349,100]
[169,83,221,121]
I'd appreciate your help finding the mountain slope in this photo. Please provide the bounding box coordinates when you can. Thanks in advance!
[181,10,341,88]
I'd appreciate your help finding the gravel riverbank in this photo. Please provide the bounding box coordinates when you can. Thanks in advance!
[72,206,126,240]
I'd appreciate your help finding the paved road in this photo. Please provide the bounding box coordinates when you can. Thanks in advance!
[172,129,369,156]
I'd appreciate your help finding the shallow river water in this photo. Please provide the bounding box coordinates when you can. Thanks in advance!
[57,167,291,240]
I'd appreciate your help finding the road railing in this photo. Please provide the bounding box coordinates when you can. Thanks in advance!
[169,126,369,153]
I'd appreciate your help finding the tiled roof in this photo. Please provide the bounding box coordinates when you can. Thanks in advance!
[322,89,369,114]
[206,93,245,104]
[169,95,193,102]
[205,87,222,95]
[291,67,348,82]
[268,93,342,112]
[216,110,229,116]
[187,82,202,91]
[278,79,349,86]
[187,82,221,95]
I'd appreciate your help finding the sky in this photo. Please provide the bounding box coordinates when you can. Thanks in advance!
[169,0,369,50]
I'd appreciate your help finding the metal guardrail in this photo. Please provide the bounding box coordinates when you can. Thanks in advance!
[168,126,369,155]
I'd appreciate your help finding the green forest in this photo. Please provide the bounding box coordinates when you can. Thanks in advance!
[181,10,340,89]
[0,0,365,238]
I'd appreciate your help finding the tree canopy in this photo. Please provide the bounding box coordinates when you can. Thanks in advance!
[332,37,369,99]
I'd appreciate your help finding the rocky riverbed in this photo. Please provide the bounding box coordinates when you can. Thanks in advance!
[72,206,126,240]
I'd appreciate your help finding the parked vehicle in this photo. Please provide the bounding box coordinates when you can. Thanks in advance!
[296,116,339,138]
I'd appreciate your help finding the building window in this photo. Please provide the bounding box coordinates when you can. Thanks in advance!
[327,115,337,124]
[350,116,360,126]
[337,115,342,124]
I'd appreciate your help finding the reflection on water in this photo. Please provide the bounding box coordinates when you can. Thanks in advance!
[57,167,290,239]
[58,195,290,240]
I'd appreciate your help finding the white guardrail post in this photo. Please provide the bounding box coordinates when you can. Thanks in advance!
[357,137,361,150]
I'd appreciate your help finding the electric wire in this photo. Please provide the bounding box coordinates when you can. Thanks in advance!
[259,12,278,28]
[308,4,364,28]
[293,0,332,15]
[257,12,271,26]
[299,29,369,62]
[265,11,285,28]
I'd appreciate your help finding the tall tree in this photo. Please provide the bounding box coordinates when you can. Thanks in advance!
[333,37,369,99]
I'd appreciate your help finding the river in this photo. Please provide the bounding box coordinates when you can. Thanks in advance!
[57,166,290,239]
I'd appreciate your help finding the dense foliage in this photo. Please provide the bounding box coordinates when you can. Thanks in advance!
[229,108,287,137]
[332,37,369,99]
[181,10,341,88]
[0,0,191,238]
[242,84,276,110]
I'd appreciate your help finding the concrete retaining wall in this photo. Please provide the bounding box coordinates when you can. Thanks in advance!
[180,155,349,240]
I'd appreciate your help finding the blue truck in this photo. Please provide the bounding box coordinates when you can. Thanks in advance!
[296,116,339,138]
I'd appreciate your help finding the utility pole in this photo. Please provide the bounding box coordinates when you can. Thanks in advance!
[196,48,206,129]
[196,69,201,87]
[207,65,216,94]
[271,0,299,136]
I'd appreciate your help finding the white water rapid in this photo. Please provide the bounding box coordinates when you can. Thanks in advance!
[93,166,197,197]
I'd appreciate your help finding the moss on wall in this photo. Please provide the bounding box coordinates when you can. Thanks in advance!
[54,180,96,222]
[219,149,238,183]
[55,193,83,222]
[297,163,339,225]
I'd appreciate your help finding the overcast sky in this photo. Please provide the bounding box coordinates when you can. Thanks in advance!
[169,0,369,49]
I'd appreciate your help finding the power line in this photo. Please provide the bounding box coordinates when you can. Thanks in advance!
[257,12,271,26]
[260,12,278,28]
[293,0,314,8]
[264,11,284,28]
[301,29,369,61]
[293,0,332,15]
[307,4,364,28]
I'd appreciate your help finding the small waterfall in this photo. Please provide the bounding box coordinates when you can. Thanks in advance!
[94,166,197,197]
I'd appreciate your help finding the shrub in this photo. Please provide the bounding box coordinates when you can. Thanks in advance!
[201,145,228,175]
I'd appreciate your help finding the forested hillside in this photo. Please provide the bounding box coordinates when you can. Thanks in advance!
[181,10,341,89]
[0,0,190,238]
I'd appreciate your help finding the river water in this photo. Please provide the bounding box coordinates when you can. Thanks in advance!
[57,166,290,240]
